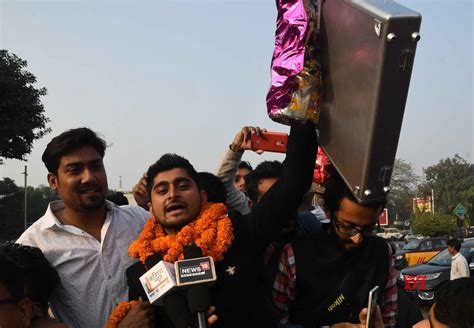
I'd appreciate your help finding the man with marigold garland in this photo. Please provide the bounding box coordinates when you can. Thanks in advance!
[111,122,318,327]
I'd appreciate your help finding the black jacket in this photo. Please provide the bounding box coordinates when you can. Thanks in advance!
[126,123,318,327]
[290,229,390,327]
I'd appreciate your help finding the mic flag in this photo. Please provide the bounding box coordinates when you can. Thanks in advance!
[175,245,217,287]
[139,255,177,304]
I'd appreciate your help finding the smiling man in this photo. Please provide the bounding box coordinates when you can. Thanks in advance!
[273,172,398,327]
[17,128,151,327]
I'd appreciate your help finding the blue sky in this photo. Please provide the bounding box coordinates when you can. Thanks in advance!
[0,0,472,190]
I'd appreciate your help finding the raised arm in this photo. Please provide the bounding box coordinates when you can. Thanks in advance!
[243,122,318,248]
[215,126,265,215]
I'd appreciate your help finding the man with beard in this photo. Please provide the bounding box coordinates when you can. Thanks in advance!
[110,122,317,327]
[273,172,397,327]
[17,128,152,327]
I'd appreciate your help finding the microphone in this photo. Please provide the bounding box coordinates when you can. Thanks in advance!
[139,254,177,304]
[144,253,163,269]
[142,254,194,328]
[163,290,194,328]
[181,244,212,328]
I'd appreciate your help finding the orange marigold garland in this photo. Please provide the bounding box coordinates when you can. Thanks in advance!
[105,300,139,328]
[107,203,234,326]
[128,202,234,264]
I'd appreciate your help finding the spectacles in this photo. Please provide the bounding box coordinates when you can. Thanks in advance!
[332,214,380,237]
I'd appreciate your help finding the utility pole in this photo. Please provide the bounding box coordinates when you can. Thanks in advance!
[119,176,123,191]
[431,189,435,214]
[22,165,28,231]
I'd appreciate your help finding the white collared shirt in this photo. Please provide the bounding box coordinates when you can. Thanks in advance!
[17,200,150,327]
[450,252,470,280]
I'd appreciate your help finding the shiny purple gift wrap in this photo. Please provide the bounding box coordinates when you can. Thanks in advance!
[266,0,322,125]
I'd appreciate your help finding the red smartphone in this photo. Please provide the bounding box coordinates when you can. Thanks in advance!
[250,132,288,153]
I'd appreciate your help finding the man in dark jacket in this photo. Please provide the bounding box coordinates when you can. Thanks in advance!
[123,122,317,327]
[273,173,398,327]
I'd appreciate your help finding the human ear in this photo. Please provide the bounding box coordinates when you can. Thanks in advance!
[201,190,208,204]
[47,173,58,190]
[17,298,34,327]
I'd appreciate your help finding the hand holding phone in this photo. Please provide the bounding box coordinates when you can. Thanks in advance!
[250,131,288,153]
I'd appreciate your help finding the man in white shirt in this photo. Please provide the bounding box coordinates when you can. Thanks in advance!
[17,127,153,327]
[447,238,470,280]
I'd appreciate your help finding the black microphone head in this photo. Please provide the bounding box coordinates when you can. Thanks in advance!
[163,291,194,328]
[184,243,203,259]
[144,253,163,269]
[187,284,211,314]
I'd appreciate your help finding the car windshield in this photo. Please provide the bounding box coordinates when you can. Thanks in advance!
[403,239,421,250]
[428,245,474,266]
[392,242,406,251]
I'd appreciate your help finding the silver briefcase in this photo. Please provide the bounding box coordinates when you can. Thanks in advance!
[318,0,421,204]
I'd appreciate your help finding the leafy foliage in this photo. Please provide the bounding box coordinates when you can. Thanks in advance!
[0,50,51,160]
[411,212,456,237]
[386,159,419,222]
[419,155,474,219]
[0,179,58,242]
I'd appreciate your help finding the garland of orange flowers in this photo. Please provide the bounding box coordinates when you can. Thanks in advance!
[105,300,139,328]
[106,203,234,327]
[128,202,234,264]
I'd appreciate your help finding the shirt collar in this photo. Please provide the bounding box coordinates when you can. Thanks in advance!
[39,200,118,231]
[452,252,460,260]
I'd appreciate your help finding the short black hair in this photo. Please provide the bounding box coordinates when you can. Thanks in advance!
[447,238,462,252]
[106,191,129,206]
[323,172,385,216]
[0,257,24,301]
[244,160,282,203]
[146,154,201,194]
[198,172,226,204]
[434,277,474,328]
[238,161,253,171]
[42,127,107,174]
[0,243,60,314]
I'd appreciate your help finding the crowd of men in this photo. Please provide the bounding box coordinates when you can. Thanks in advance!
[1,125,473,328]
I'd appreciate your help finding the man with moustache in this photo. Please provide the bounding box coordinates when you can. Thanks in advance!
[17,128,152,327]
[112,122,317,327]
[273,172,397,327]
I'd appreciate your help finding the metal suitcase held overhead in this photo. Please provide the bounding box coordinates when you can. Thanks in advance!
[317,0,421,204]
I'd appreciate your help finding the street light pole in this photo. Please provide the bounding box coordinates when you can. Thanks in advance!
[431,189,435,214]
[22,165,28,231]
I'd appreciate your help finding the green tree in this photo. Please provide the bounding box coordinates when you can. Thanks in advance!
[459,186,474,225]
[411,212,456,237]
[386,159,419,223]
[0,50,51,160]
[0,179,58,242]
[0,177,19,195]
[419,155,474,216]
[0,178,23,241]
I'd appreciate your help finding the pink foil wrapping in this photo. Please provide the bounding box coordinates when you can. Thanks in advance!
[313,146,333,186]
[266,0,322,125]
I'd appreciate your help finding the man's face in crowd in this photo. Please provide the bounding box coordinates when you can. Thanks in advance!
[0,283,31,328]
[412,304,449,328]
[148,168,207,234]
[48,146,108,212]
[234,167,251,192]
[447,245,456,255]
[332,197,381,249]
[256,177,278,203]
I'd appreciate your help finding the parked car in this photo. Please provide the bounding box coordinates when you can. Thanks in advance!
[398,239,474,304]
[390,240,407,252]
[395,237,448,269]
[376,228,404,240]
